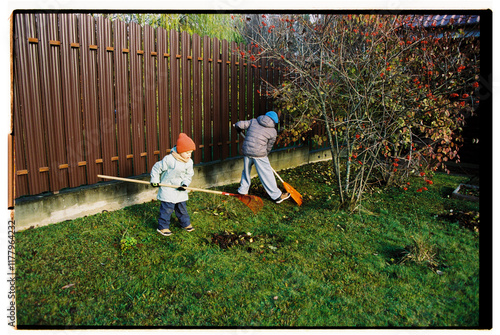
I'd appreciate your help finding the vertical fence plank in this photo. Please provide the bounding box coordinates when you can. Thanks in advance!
[181,31,192,138]
[26,13,51,193]
[271,60,279,115]
[261,57,269,113]
[238,43,247,155]
[270,59,276,112]
[12,82,29,197]
[157,28,170,159]
[59,13,86,187]
[15,14,49,194]
[129,22,147,175]
[113,18,133,177]
[279,60,286,128]
[272,59,285,149]
[37,13,69,192]
[268,60,274,113]
[79,14,101,185]
[157,27,170,158]
[169,30,181,143]
[192,33,202,164]
[230,41,238,158]
[246,45,254,120]
[96,16,118,177]
[144,24,158,171]
[212,38,221,161]
[268,59,274,112]
[202,36,212,162]
[256,55,265,116]
[275,60,282,112]
[255,48,263,117]
[220,39,229,160]
[279,61,290,131]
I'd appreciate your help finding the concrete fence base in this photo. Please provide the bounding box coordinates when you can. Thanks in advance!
[13,146,331,231]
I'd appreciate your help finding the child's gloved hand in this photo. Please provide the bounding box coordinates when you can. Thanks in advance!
[177,184,187,191]
[150,183,159,187]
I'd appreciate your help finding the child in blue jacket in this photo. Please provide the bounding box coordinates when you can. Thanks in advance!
[150,133,196,236]
[235,111,290,203]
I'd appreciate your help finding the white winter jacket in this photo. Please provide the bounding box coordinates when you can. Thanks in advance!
[150,146,194,203]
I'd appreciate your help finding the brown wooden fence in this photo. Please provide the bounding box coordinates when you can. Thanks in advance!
[11,12,289,199]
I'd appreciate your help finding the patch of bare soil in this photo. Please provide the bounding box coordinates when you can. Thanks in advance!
[438,210,479,232]
[211,231,259,250]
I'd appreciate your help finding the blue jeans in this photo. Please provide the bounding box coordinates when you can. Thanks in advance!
[158,201,191,230]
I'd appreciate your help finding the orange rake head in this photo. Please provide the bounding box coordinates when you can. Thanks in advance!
[283,182,303,206]
[222,192,264,214]
[234,194,264,214]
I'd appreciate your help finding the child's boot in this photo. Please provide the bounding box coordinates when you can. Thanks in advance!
[157,228,172,236]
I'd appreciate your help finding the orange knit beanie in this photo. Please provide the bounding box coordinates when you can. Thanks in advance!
[176,133,196,153]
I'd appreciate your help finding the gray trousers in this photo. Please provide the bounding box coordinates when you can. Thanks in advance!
[238,156,282,200]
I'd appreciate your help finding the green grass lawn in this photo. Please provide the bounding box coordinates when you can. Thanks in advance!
[15,161,481,328]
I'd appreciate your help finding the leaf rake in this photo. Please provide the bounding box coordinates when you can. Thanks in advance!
[97,175,264,214]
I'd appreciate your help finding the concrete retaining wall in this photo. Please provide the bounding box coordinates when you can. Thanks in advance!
[13,146,331,231]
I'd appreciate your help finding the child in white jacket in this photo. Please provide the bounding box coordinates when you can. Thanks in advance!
[150,133,196,236]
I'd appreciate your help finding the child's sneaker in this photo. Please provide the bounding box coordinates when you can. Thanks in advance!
[184,225,195,232]
[157,228,172,236]
[274,192,290,204]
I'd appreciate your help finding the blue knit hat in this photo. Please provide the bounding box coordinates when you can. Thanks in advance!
[265,111,279,124]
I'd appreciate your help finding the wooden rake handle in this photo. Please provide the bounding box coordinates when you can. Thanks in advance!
[97,175,230,196]
[271,168,285,183]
